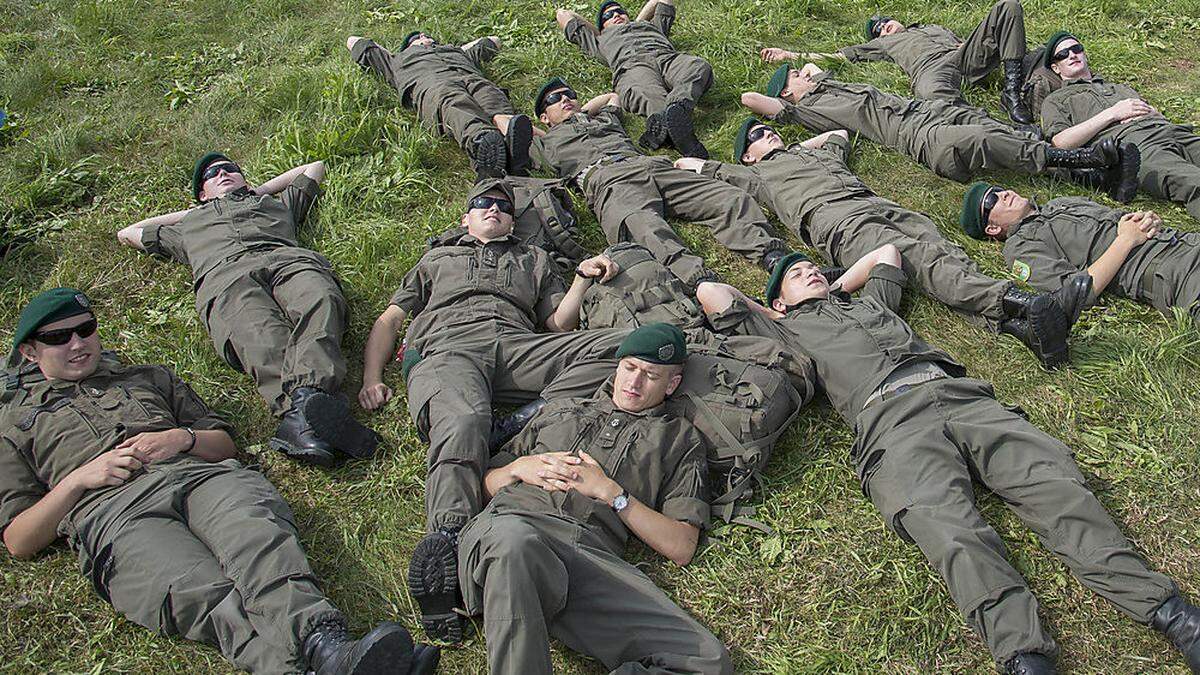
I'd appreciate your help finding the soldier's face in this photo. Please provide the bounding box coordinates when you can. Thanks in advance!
[1050,38,1089,79]
[781,65,821,102]
[539,88,580,126]
[18,313,102,381]
[742,125,785,164]
[879,20,905,36]
[984,189,1032,236]
[612,357,683,412]
[410,34,436,48]
[601,6,629,29]
[772,260,829,311]
[198,161,247,201]
[462,190,515,241]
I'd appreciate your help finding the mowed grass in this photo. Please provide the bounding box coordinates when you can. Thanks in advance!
[2,0,1200,672]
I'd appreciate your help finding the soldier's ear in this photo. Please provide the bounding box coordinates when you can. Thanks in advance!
[665,371,683,396]
[17,342,39,363]
[984,222,1003,238]
[539,112,551,125]
[770,298,787,313]
[742,150,756,165]
[460,212,469,227]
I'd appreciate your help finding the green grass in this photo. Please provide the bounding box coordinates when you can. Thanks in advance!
[2,0,1199,672]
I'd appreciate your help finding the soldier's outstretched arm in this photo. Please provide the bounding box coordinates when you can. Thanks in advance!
[545,254,619,331]
[359,304,408,410]
[462,35,501,52]
[252,160,326,196]
[740,92,784,117]
[831,243,902,294]
[116,208,192,251]
[583,92,621,116]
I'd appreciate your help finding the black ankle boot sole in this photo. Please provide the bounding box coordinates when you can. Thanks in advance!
[408,532,465,644]
[345,622,415,675]
[267,437,340,468]
[473,132,507,178]
[303,393,381,460]
[506,115,533,176]
[638,112,668,150]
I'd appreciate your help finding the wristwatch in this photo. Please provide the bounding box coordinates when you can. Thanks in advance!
[611,489,630,513]
[181,427,197,454]
[574,266,595,279]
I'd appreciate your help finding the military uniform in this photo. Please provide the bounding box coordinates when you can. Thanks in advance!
[395,231,629,531]
[564,5,712,118]
[532,105,787,286]
[142,176,346,415]
[770,73,1049,182]
[701,135,1012,330]
[707,264,1177,665]
[1041,78,1200,219]
[0,354,340,674]
[841,0,1027,102]
[458,390,731,675]
[1002,197,1200,319]
[351,37,514,167]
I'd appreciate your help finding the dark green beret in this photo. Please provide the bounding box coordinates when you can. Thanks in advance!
[766,63,791,98]
[402,31,426,49]
[535,76,570,116]
[191,152,230,202]
[733,117,762,164]
[466,177,516,207]
[764,252,812,305]
[865,15,891,41]
[959,181,997,239]
[597,0,622,30]
[1043,31,1077,68]
[616,323,687,365]
[11,288,94,354]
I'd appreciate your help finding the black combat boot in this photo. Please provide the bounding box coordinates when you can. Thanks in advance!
[410,644,442,675]
[663,101,708,159]
[303,616,419,675]
[999,275,1092,369]
[1106,142,1141,203]
[295,387,382,460]
[505,114,533,176]
[270,388,340,468]
[1001,59,1033,125]
[489,397,548,451]
[638,111,669,150]
[1150,595,1200,673]
[1046,139,1140,204]
[471,129,507,179]
[408,527,466,644]
[1002,652,1057,675]
[761,248,789,273]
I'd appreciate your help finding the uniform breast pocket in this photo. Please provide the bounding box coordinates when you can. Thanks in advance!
[500,257,539,305]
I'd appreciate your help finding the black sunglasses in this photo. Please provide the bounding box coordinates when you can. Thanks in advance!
[33,318,98,346]
[871,16,893,39]
[469,195,515,215]
[980,188,1001,223]
[601,7,627,22]
[747,125,773,144]
[543,88,578,108]
[1052,43,1084,62]
[201,161,243,183]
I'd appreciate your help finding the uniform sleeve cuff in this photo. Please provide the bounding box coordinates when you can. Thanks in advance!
[869,263,907,285]
[705,298,753,334]
[290,174,322,199]
[662,496,710,530]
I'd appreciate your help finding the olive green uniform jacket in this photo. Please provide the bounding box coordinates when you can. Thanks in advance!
[770,73,1048,182]
[141,176,346,415]
[0,354,337,673]
[393,232,628,532]
[564,5,713,117]
[532,106,786,287]
[706,265,1176,666]
[1041,77,1200,219]
[1002,197,1200,319]
[700,136,1012,330]
[458,390,731,675]
[840,0,1027,101]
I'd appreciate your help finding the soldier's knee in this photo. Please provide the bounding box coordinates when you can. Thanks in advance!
[482,519,550,562]
[695,632,733,674]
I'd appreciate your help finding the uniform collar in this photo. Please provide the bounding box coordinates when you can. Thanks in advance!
[206,186,254,204]
[456,232,519,247]
[1010,201,1043,238]
[1065,75,1104,86]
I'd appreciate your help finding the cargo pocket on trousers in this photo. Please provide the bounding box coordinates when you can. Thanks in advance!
[406,362,440,444]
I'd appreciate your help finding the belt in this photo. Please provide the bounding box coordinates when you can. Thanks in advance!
[575,154,635,189]
[862,361,949,411]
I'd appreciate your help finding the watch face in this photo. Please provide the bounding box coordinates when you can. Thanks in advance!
[613,492,629,511]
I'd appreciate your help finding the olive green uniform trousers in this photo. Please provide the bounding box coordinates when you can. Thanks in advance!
[855,377,1176,663]
[66,459,338,674]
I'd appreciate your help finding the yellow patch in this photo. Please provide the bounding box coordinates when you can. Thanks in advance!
[1012,260,1031,282]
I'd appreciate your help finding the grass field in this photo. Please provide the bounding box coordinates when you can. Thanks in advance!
[3,0,1200,672]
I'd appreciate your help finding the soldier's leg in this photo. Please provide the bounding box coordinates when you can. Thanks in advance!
[917,123,1046,182]
[435,82,504,153]
[202,271,294,414]
[654,164,788,267]
[407,351,495,531]
[466,76,516,118]
[661,53,714,107]
[944,378,1178,623]
[349,39,403,92]
[957,0,1027,85]
[549,529,733,674]
[271,260,349,395]
[858,382,1057,664]
[912,55,966,102]
[496,327,628,402]
[457,511,571,674]
[615,64,671,117]
[1138,137,1200,220]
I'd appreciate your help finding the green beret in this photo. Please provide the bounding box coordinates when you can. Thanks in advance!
[733,117,762,164]
[466,177,516,207]
[764,252,812,305]
[402,31,426,49]
[865,15,891,41]
[615,323,687,365]
[766,63,791,98]
[535,76,570,116]
[11,288,94,355]
[597,0,622,30]
[1043,31,1077,68]
[191,152,230,202]
[959,182,996,240]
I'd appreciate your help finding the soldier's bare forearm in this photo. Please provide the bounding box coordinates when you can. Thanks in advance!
[362,305,407,386]
[618,498,700,566]
[546,274,593,332]
[583,92,620,116]
[635,0,660,22]
[740,92,783,117]
[1050,111,1114,149]
[3,476,87,559]
[117,208,192,251]
[801,129,848,149]
[254,161,327,196]
[834,244,901,294]
[188,430,238,462]
[1086,233,1139,296]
